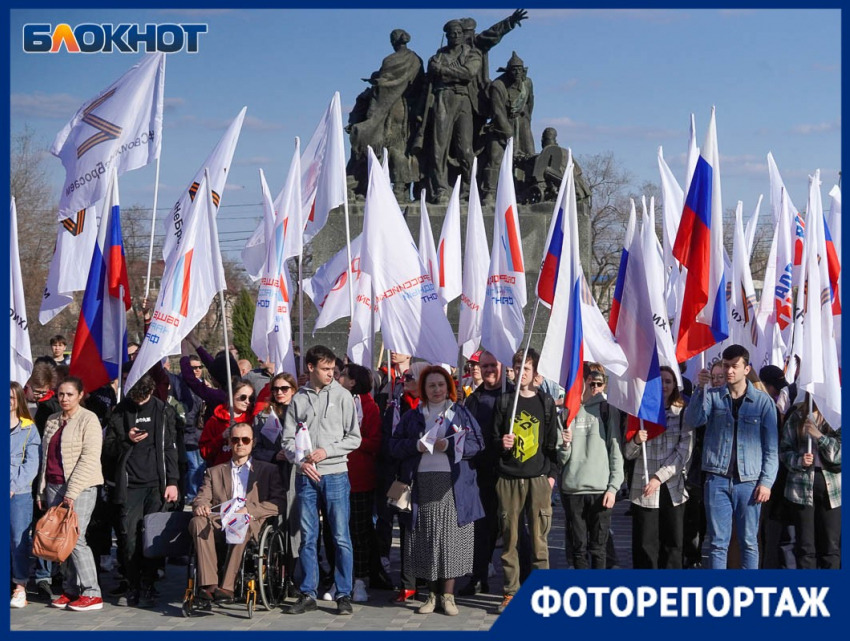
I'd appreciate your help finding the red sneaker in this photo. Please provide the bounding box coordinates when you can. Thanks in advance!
[392,589,417,603]
[51,594,77,609]
[67,596,104,611]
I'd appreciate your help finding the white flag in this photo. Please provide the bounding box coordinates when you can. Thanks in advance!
[744,195,763,261]
[126,172,225,392]
[301,92,347,243]
[52,53,165,219]
[361,147,457,364]
[418,190,439,288]
[39,205,99,323]
[481,138,527,366]
[641,196,681,387]
[165,106,246,266]
[437,177,463,304]
[294,422,313,464]
[658,146,685,321]
[251,157,298,378]
[729,201,759,356]
[303,235,364,331]
[683,113,700,202]
[10,198,33,385]
[458,157,489,358]
[796,171,841,429]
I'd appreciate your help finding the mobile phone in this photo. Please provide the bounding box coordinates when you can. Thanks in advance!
[134,426,148,434]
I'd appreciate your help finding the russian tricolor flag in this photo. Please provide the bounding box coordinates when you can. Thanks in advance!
[823,214,841,315]
[70,168,130,392]
[609,202,636,334]
[672,107,729,362]
[538,153,584,426]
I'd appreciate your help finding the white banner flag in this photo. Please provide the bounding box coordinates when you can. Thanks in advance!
[729,201,760,356]
[458,157,489,358]
[39,205,99,323]
[250,155,298,378]
[419,190,439,289]
[167,106,246,266]
[10,198,33,385]
[437,177,463,305]
[361,147,457,364]
[52,53,165,219]
[481,138,527,366]
[125,172,225,392]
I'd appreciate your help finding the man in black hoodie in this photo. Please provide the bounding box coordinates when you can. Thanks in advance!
[103,373,180,608]
[492,347,560,614]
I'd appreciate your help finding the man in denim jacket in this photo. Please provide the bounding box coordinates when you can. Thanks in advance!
[684,345,778,569]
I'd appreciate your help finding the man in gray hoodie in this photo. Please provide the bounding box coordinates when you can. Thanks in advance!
[282,345,361,616]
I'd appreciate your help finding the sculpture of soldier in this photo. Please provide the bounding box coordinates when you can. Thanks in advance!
[413,20,482,204]
[459,9,528,156]
[346,29,425,199]
[481,51,534,203]
[519,127,591,209]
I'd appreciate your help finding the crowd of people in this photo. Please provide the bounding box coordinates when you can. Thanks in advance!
[9,334,841,616]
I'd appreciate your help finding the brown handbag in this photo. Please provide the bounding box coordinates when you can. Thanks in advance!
[386,479,413,512]
[32,503,79,563]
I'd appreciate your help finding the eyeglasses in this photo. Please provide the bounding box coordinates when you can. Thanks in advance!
[272,385,292,393]
[588,382,604,389]
[31,388,49,398]
[403,373,415,382]
[235,394,255,403]
[229,436,252,445]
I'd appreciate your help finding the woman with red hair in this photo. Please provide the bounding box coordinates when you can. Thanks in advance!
[388,365,484,617]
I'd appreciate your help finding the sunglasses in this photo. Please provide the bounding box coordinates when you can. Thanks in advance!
[235,394,255,403]
[191,365,203,371]
[229,436,252,445]
[272,385,292,393]
[403,373,416,382]
[588,382,604,389]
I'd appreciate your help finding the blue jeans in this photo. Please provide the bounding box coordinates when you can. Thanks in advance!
[704,473,761,569]
[184,449,206,501]
[10,493,33,585]
[296,473,353,599]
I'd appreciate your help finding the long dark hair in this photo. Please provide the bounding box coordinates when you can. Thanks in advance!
[659,366,684,409]
[269,372,297,417]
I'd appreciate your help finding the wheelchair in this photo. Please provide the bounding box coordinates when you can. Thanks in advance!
[181,516,288,619]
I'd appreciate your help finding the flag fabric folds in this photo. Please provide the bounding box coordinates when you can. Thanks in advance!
[251,152,299,377]
[672,107,729,362]
[40,205,98,324]
[10,198,33,385]
[303,234,364,332]
[437,177,463,305]
[481,138,527,366]
[165,106,246,265]
[795,171,841,429]
[458,157,490,359]
[729,201,760,357]
[70,169,130,393]
[418,189,439,290]
[361,148,457,364]
[52,53,165,219]
[609,201,636,335]
[126,172,225,392]
[658,146,685,320]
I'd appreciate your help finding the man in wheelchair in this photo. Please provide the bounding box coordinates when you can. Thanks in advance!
[190,422,286,604]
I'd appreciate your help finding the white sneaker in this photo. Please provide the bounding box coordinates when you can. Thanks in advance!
[352,579,369,603]
[10,588,27,609]
[321,584,337,601]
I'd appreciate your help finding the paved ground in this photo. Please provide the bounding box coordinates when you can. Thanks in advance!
[11,496,639,631]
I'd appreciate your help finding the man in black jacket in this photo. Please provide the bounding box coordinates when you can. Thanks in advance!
[103,373,180,608]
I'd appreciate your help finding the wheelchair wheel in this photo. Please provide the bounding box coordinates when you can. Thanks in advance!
[258,527,286,610]
[247,597,254,619]
[182,599,193,618]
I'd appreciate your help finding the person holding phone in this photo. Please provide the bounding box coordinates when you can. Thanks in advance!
[103,373,180,607]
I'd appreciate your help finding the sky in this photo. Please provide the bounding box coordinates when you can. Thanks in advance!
[9,8,842,261]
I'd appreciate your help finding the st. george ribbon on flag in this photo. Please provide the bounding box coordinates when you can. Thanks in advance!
[52,53,165,220]
[126,171,226,392]
[69,168,131,393]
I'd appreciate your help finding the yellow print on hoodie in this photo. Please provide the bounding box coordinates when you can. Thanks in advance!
[512,410,539,462]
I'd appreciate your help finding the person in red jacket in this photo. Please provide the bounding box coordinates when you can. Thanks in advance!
[199,380,255,467]
[338,363,382,603]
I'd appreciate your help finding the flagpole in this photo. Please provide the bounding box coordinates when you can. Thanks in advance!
[298,255,305,374]
[117,285,125,404]
[143,157,162,300]
[507,299,541,435]
[343,171,355,324]
[807,393,813,455]
[640,419,650,485]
